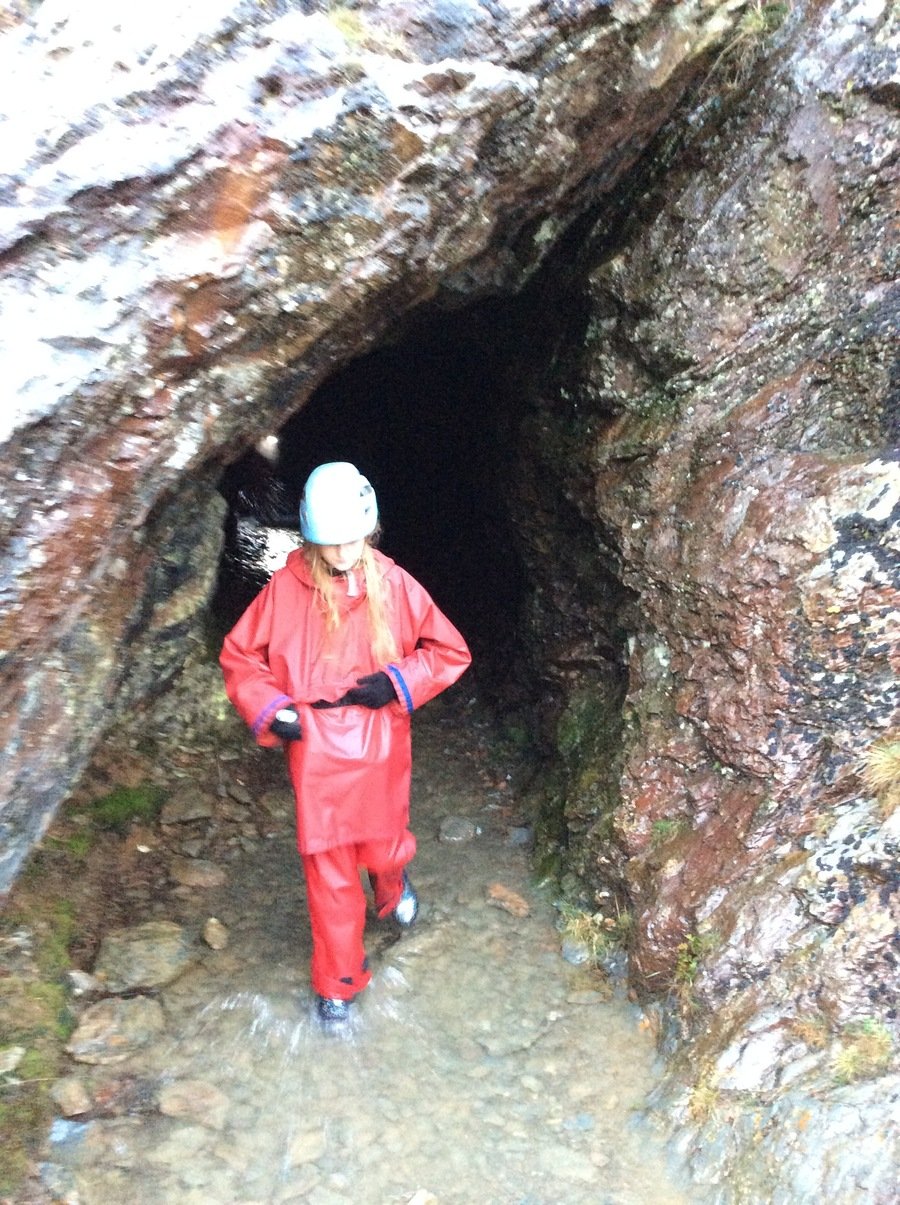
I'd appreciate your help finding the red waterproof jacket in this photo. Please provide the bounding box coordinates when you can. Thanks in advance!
[220,547,471,853]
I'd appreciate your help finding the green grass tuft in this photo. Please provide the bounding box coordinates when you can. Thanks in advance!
[45,831,93,859]
[87,784,165,833]
[650,817,690,848]
[706,1,794,90]
[860,733,900,818]
[833,1019,893,1085]
[557,901,633,963]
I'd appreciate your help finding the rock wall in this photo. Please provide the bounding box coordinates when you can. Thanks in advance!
[0,0,740,893]
[511,0,899,1195]
[1,0,897,1194]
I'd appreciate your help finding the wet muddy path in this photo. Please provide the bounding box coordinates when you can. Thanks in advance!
[41,690,692,1204]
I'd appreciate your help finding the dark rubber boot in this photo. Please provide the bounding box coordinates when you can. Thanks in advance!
[315,995,352,1029]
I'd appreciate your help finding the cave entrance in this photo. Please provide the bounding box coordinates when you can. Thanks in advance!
[210,252,633,907]
[212,292,550,698]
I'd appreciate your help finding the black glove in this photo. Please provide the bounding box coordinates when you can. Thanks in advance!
[270,708,302,741]
[312,672,396,710]
[341,672,397,708]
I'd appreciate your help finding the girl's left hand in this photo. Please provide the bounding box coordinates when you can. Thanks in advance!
[312,672,396,710]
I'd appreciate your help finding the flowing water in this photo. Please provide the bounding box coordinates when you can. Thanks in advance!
[44,695,694,1204]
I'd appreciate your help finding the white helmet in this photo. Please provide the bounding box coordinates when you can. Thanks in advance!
[299,462,378,544]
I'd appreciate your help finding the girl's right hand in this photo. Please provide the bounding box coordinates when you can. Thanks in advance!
[270,708,302,741]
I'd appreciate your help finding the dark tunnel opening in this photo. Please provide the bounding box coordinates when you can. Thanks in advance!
[212,295,541,696]
[209,261,635,906]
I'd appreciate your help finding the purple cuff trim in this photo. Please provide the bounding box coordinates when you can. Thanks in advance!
[253,694,293,738]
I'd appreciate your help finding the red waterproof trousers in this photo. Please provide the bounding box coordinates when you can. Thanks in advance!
[301,828,417,1001]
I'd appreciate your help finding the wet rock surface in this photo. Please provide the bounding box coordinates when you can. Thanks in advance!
[501,0,899,1195]
[15,691,691,1204]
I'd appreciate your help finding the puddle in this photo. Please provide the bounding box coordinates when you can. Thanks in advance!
[44,698,695,1204]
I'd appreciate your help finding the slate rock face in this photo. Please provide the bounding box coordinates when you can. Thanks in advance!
[504,0,898,1193]
[577,0,898,996]
[0,0,740,894]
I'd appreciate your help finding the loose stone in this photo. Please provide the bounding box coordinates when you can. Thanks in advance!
[66,997,165,1065]
[486,883,530,917]
[158,1078,230,1130]
[93,920,197,992]
[202,917,230,949]
[67,969,103,997]
[0,1045,25,1075]
[50,1076,92,1117]
[561,938,591,965]
[288,1128,327,1166]
[160,787,215,825]
[439,816,478,842]
[170,857,227,888]
[226,781,255,806]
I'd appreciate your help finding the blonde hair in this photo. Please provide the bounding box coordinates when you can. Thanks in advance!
[304,539,398,665]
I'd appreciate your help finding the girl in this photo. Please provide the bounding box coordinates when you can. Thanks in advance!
[220,462,471,1027]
